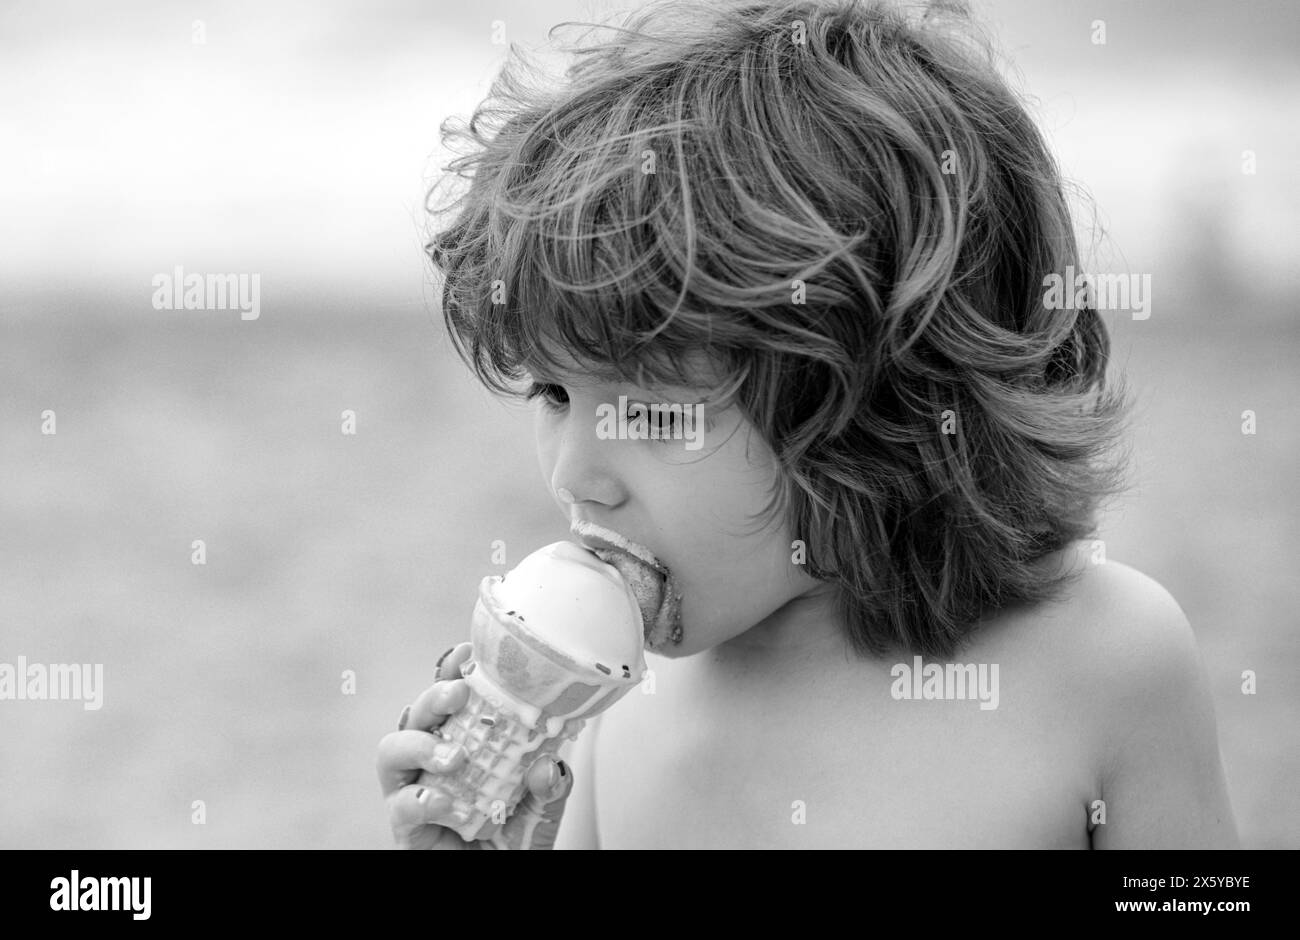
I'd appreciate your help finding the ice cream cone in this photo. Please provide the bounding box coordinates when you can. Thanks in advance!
[423,542,646,842]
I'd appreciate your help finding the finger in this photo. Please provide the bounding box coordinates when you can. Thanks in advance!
[489,757,573,850]
[525,755,565,797]
[388,784,468,850]
[407,678,470,732]
[376,730,467,796]
[434,642,474,681]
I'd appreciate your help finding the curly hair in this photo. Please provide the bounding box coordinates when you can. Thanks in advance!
[425,0,1131,659]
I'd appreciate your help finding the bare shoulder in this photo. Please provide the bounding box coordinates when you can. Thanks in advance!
[1023,547,1204,701]
[988,543,1238,847]
[973,545,1203,702]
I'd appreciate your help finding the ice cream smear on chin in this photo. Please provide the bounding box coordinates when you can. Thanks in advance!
[569,520,684,649]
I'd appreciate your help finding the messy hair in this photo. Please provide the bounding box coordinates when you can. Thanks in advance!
[426,0,1130,659]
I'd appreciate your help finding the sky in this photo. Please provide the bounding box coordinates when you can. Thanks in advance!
[2,0,1297,310]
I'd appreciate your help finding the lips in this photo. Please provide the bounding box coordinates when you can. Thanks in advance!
[569,521,683,649]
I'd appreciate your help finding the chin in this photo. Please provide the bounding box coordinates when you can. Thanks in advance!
[644,626,707,658]
[645,641,693,659]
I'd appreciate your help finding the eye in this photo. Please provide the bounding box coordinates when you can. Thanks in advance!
[525,381,569,411]
[628,402,681,441]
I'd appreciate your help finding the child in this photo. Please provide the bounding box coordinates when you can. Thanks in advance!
[377,0,1237,849]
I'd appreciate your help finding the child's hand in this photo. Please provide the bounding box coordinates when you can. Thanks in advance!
[376,641,575,850]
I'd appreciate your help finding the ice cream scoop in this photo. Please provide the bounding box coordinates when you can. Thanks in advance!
[421,541,647,842]
[492,540,646,674]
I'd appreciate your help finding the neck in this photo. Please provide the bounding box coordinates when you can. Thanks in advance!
[714,583,847,666]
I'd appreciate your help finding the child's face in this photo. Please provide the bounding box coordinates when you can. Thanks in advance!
[530,351,835,659]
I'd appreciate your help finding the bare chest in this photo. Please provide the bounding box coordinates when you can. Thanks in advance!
[593,646,1094,848]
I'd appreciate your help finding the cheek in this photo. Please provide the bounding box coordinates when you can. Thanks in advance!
[678,511,802,628]
[665,438,785,574]
[533,411,556,479]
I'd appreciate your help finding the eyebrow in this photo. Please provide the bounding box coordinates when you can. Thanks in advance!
[522,357,627,387]
[523,354,723,403]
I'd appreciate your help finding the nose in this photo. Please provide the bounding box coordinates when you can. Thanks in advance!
[540,403,625,512]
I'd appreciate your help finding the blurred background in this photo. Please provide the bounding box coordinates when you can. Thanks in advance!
[1,0,1296,848]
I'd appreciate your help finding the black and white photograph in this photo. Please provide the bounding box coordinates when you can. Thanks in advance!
[2,0,1296,903]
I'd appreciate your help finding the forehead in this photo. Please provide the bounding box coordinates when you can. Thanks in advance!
[523,344,620,388]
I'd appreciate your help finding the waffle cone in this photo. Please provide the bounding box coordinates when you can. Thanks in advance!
[424,575,643,842]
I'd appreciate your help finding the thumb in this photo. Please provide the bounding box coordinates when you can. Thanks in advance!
[488,757,573,850]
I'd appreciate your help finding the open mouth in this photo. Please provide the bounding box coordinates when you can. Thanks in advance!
[570,520,683,649]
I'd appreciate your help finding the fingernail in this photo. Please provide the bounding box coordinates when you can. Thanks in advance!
[416,787,428,804]
[545,762,560,788]
[397,705,411,731]
[435,646,455,670]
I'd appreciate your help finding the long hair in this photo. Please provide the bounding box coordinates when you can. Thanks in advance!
[427,0,1131,658]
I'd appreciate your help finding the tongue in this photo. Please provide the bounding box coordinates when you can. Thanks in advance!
[591,549,664,640]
